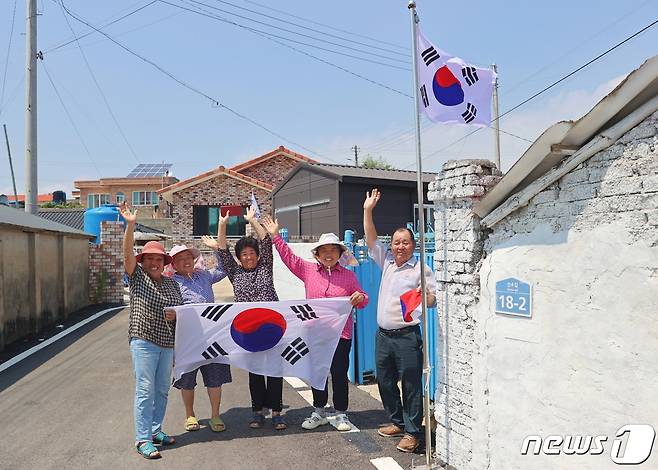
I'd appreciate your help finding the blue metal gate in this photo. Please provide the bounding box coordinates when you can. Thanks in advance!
[344,237,440,396]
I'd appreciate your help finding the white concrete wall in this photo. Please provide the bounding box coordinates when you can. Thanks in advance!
[469,111,658,469]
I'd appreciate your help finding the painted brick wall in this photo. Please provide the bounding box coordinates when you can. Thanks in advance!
[171,174,272,248]
[88,221,124,304]
[236,154,301,187]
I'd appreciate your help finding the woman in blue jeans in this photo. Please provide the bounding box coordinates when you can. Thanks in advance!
[121,203,183,459]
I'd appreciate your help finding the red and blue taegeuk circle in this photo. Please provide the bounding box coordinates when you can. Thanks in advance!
[230,307,287,352]
[432,65,464,107]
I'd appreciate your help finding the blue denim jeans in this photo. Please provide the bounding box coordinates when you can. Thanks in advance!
[129,338,174,443]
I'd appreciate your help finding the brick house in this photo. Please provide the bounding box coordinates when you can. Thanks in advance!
[158,146,316,246]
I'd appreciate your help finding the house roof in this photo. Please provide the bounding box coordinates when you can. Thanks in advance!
[228,146,317,172]
[1,205,92,238]
[75,176,178,188]
[271,162,437,197]
[38,208,165,235]
[157,165,274,203]
[7,193,53,203]
[475,55,658,223]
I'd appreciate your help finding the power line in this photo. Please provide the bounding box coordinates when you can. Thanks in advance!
[41,61,102,177]
[209,0,409,58]
[180,0,411,68]
[57,0,326,159]
[55,0,142,163]
[1,0,18,109]
[45,0,159,53]
[243,0,408,52]
[164,0,413,97]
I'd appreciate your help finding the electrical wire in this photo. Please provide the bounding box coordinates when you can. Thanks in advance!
[58,0,327,159]
[41,61,103,176]
[55,0,142,163]
[1,0,18,109]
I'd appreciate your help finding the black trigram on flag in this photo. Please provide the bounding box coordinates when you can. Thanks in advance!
[421,46,440,67]
[200,304,232,322]
[202,341,228,360]
[462,103,477,123]
[281,337,309,365]
[420,84,429,108]
[291,304,318,321]
[461,66,479,86]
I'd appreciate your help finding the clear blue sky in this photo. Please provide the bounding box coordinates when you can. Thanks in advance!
[0,0,656,196]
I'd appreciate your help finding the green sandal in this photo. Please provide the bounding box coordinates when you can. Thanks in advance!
[152,431,176,446]
[136,441,161,459]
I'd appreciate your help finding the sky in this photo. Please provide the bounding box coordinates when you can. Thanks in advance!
[0,0,657,197]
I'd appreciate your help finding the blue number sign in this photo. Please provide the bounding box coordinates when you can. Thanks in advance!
[495,278,532,317]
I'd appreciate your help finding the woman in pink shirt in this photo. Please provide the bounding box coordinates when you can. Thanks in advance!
[263,217,368,432]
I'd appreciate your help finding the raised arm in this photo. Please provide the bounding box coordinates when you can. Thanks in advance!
[263,216,307,280]
[201,235,228,283]
[244,206,267,240]
[120,202,137,275]
[217,210,230,250]
[363,188,381,249]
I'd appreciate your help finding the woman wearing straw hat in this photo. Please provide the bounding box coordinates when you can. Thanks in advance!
[168,242,232,433]
[120,202,182,460]
[262,217,368,432]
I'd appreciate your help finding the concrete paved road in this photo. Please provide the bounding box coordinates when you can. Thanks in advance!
[0,308,424,470]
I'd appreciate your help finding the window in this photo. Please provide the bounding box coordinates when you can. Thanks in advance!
[413,204,435,233]
[87,193,110,208]
[115,192,125,204]
[193,205,247,236]
[132,191,158,206]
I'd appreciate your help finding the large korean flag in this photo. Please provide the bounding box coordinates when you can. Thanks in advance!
[416,26,496,126]
[174,298,352,390]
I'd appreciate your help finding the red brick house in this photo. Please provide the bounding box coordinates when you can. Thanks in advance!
[158,146,316,245]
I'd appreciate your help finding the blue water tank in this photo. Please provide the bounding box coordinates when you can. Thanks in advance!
[344,229,355,244]
[52,190,66,204]
[84,204,124,243]
[279,228,289,242]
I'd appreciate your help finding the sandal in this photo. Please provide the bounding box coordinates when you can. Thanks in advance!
[185,416,200,431]
[272,414,287,430]
[210,416,226,432]
[152,430,176,446]
[249,413,265,429]
[136,441,161,459]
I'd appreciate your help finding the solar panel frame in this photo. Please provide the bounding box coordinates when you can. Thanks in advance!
[126,163,172,178]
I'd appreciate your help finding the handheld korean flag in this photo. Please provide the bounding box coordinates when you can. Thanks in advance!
[415,26,495,126]
[173,297,353,390]
[400,288,423,323]
[250,192,261,219]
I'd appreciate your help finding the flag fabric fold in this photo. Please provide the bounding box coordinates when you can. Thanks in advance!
[174,297,353,390]
[250,191,261,219]
[415,26,496,126]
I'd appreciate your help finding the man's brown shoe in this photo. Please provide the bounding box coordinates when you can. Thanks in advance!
[377,424,405,437]
[396,434,420,453]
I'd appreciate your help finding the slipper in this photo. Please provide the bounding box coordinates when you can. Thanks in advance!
[249,413,265,429]
[152,430,175,446]
[210,416,226,432]
[136,441,161,459]
[272,414,287,430]
[185,416,200,431]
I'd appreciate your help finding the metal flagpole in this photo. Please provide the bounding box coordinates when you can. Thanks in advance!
[408,2,435,468]
[492,64,501,171]
[3,124,20,206]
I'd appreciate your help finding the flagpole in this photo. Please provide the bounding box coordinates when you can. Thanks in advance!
[492,63,501,171]
[408,2,435,468]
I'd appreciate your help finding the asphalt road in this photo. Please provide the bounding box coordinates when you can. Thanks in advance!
[0,307,422,470]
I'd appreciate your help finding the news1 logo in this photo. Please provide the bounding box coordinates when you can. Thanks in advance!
[521,424,655,464]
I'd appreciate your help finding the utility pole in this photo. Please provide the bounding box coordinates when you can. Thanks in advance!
[3,124,19,206]
[492,63,501,172]
[24,0,38,214]
[351,144,360,167]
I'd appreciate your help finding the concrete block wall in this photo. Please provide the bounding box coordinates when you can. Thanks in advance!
[88,221,124,304]
[428,159,501,470]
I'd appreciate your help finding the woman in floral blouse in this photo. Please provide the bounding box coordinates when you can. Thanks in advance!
[217,207,286,430]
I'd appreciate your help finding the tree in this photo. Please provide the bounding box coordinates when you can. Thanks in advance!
[360,155,393,170]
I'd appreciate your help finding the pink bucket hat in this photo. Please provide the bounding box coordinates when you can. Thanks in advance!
[169,244,201,262]
[136,241,172,264]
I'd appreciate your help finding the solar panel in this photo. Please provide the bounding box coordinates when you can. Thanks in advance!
[127,163,172,178]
